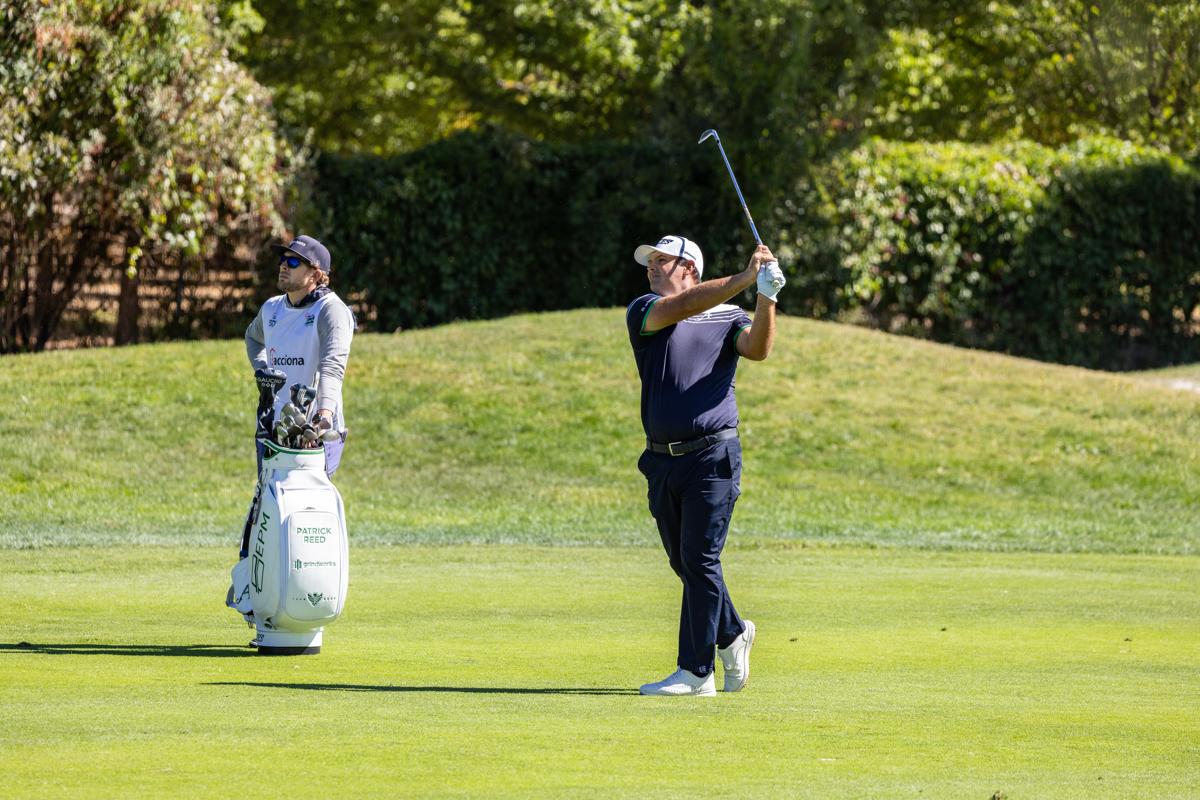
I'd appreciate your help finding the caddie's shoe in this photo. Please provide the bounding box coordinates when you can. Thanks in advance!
[718,619,756,692]
[638,669,716,697]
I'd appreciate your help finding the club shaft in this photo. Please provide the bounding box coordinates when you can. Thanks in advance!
[712,139,762,245]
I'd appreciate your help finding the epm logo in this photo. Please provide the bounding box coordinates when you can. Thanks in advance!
[304,313,316,327]
[251,511,271,592]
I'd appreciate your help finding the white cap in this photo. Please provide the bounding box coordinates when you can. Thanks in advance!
[634,235,704,278]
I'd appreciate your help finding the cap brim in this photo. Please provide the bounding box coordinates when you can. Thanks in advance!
[271,244,315,265]
[634,244,665,266]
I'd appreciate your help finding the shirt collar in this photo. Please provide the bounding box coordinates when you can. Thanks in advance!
[286,285,331,309]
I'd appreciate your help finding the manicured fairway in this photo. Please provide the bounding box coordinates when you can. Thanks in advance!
[3,545,1196,798]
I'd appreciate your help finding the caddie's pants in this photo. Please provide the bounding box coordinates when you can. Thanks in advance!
[238,435,346,558]
[639,437,746,677]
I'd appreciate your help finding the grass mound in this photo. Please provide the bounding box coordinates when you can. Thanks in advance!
[3,309,1199,552]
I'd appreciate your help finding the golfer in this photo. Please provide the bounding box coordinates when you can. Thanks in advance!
[226,234,355,623]
[627,235,784,696]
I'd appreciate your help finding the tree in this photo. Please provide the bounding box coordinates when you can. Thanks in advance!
[233,0,694,154]
[0,0,293,352]
[864,1,1200,154]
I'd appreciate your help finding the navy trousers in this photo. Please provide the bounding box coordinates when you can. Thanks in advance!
[639,437,746,677]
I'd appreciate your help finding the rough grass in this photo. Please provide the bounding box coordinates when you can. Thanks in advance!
[3,309,1199,552]
[2,545,1196,799]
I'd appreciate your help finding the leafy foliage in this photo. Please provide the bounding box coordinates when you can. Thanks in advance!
[235,0,693,154]
[237,0,1200,160]
[313,127,756,331]
[0,0,291,352]
[312,128,1200,370]
[810,136,1200,369]
[866,1,1200,154]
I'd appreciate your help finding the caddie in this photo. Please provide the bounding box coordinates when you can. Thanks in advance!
[627,234,784,696]
[226,234,355,623]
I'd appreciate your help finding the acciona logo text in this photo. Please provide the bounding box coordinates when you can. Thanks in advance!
[272,354,306,366]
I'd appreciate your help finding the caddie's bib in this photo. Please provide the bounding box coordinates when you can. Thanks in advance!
[261,294,343,429]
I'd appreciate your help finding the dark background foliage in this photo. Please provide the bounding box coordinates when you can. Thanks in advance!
[7,0,1200,370]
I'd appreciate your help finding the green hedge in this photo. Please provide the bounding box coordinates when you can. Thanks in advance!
[813,137,1200,369]
[310,129,756,332]
[308,129,1200,370]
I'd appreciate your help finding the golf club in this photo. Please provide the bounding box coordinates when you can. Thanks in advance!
[697,128,762,245]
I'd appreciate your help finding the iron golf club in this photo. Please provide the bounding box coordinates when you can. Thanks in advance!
[697,128,762,245]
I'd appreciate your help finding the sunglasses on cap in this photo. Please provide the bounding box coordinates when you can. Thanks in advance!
[279,255,309,269]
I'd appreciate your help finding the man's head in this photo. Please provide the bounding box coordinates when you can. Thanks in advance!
[273,235,331,295]
[634,235,704,296]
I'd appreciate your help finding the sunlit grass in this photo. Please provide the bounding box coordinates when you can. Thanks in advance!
[2,545,1196,798]
[3,309,1199,552]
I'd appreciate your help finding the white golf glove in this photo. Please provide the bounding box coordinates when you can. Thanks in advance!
[757,260,786,302]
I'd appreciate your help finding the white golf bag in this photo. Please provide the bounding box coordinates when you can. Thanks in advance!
[230,438,349,655]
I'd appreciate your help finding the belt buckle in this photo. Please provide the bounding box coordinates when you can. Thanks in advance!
[667,441,685,456]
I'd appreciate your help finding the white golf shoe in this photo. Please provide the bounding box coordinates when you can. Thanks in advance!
[638,668,716,697]
[718,619,756,692]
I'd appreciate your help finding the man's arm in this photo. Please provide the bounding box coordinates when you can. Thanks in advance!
[643,245,773,333]
[245,309,268,371]
[314,301,354,424]
[736,293,776,361]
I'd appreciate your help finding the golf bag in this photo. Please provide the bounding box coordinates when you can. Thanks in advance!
[230,438,349,655]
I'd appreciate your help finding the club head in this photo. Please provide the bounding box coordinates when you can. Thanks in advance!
[698,128,719,144]
[255,368,287,396]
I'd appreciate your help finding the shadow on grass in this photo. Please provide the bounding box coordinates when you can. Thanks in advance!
[208,681,635,696]
[2,642,253,658]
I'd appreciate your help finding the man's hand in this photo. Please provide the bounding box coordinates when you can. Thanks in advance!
[315,410,334,431]
[757,261,786,302]
[747,244,774,276]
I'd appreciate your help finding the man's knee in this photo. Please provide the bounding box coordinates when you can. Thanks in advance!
[678,544,721,581]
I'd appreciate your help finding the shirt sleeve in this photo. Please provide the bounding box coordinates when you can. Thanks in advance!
[728,308,753,350]
[626,293,661,349]
[245,306,268,372]
[315,297,355,414]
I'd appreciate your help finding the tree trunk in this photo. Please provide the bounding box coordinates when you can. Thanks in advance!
[117,266,140,346]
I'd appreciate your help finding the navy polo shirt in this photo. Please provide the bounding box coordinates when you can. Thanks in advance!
[626,293,752,443]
